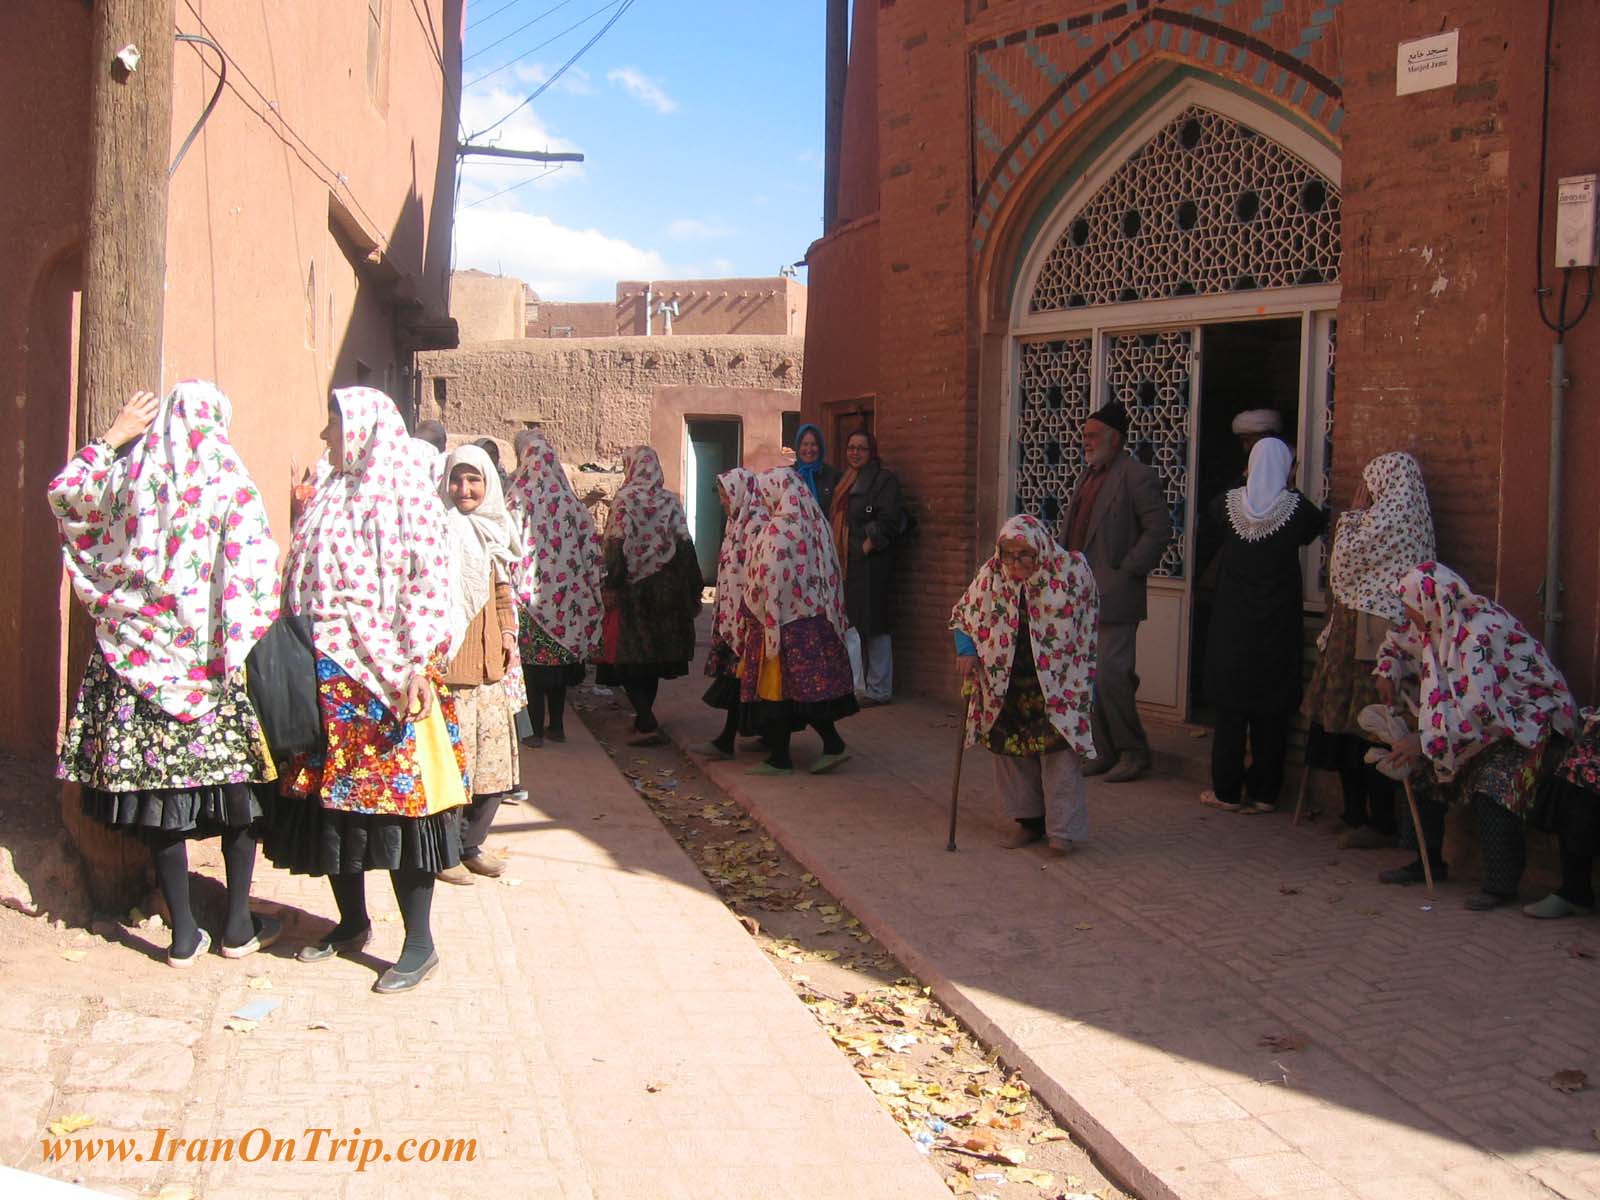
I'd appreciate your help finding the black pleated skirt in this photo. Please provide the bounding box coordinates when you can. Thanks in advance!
[82,782,272,841]
[522,661,586,690]
[751,693,860,731]
[596,660,690,686]
[263,794,463,876]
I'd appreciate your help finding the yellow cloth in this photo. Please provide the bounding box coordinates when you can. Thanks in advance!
[414,696,468,815]
[757,651,783,702]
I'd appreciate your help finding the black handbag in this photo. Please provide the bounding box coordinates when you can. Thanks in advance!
[245,613,324,759]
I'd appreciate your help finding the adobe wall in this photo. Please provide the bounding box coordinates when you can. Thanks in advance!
[417,334,804,468]
[453,272,528,343]
[528,300,616,339]
[649,386,800,499]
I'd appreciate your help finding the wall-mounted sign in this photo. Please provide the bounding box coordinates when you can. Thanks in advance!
[1396,30,1459,95]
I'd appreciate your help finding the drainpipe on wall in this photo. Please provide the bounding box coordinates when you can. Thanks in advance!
[823,0,848,232]
[644,281,653,336]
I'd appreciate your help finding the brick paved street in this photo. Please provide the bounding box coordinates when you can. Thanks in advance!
[651,641,1600,1200]
[0,718,948,1200]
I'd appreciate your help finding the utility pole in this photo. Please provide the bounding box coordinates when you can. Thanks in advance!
[823,0,848,232]
[66,0,177,909]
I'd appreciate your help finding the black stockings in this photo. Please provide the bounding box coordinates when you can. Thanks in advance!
[390,868,436,972]
[624,679,661,733]
[148,828,260,956]
[765,718,845,770]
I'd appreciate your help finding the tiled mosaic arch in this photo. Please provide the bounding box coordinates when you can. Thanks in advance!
[970,1,1346,253]
[1029,105,1341,313]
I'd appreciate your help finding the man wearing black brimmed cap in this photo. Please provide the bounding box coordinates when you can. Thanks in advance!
[1056,400,1173,783]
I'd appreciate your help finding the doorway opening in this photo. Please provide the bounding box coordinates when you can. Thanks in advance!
[684,418,741,585]
[1187,317,1304,719]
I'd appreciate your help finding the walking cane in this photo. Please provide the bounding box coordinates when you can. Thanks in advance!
[947,687,973,852]
[1400,775,1435,897]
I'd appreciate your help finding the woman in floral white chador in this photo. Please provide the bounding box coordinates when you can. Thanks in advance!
[950,514,1099,855]
[51,383,283,966]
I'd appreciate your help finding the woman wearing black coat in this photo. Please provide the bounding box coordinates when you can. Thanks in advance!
[829,430,903,705]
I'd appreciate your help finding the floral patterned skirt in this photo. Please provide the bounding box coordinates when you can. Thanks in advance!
[59,652,274,792]
[1303,603,1383,736]
[264,657,468,877]
[738,613,858,728]
[519,611,587,689]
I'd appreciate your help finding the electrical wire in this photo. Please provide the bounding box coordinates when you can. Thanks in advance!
[169,34,226,177]
[462,164,567,208]
[1533,0,1596,341]
[178,1,389,245]
[463,0,620,91]
[468,0,636,140]
[467,0,522,31]
[464,0,582,63]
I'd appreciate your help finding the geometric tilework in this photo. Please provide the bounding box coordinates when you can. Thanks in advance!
[1029,106,1341,313]
[971,0,1345,254]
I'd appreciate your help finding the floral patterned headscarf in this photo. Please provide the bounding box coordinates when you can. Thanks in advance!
[1329,452,1435,623]
[48,380,281,721]
[506,428,604,659]
[710,468,769,655]
[1380,561,1574,780]
[604,446,691,582]
[282,387,451,712]
[949,514,1099,754]
[744,469,848,659]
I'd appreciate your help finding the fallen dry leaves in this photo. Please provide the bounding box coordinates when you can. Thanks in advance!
[1550,1069,1588,1094]
[46,1114,95,1136]
[1258,1032,1308,1053]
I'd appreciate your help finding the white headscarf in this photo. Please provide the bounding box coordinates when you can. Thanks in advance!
[1329,452,1435,622]
[744,469,848,658]
[440,444,523,657]
[604,446,691,582]
[1225,436,1300,541]
[48,381,281,721]
[949,514,1099,754]
[710,468,768,655]
[282,387,452,711]
[506,429,605,659]
[1381,561,1575,782]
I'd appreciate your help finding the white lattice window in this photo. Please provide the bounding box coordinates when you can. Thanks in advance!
[1103,331,1192,579]
[1029,106,1340,314]
[1015,338,1093,528]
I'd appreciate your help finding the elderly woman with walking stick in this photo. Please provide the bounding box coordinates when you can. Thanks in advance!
[950,514,1099,856]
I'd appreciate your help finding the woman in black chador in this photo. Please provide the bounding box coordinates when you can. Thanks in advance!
[1200,436,1326,814]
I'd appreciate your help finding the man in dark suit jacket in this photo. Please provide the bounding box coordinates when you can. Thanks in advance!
[1056,400,1173,782]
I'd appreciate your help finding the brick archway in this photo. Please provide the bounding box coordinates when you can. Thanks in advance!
[969,2,1345,258]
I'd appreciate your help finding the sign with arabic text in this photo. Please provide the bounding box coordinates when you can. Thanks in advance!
[1396,30,1459,95]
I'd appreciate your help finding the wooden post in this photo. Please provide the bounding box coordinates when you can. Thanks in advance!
[64,0,177,911]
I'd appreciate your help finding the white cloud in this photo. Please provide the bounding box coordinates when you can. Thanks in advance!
[667,217,734,241]
[606,67,677,114]
[454,209,668,302]
[709,257,737,275]
[511,62,594,96]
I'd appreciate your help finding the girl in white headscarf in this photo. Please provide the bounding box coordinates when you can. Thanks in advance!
[951,514,1099,854]
[51,383,282,967]
[434,444,523,886]
[507,428,604,746]
[595,446,703,745]
[265,388,468,995]
[1305,452,1436,848]
[1201,437,1326,814]
[739,469,857,774]
[694,468,769,760]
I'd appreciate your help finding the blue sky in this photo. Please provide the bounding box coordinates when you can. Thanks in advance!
[453,0,826,301]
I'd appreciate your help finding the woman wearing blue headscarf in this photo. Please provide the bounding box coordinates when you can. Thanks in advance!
[790,423,841,514]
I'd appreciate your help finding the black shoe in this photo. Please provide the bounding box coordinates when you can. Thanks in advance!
[295,925,372,963]
[521,734,545,749]
[546,728,566,743]
[373,951,440,994]
[1378,860,1448,886]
